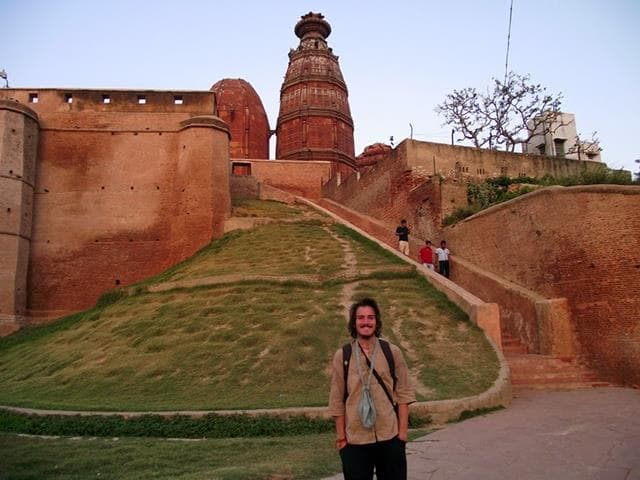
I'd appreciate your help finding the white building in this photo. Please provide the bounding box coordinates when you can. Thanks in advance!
[525,112,602,162]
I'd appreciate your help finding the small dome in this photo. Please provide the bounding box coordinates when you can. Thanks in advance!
[356,143,392,168]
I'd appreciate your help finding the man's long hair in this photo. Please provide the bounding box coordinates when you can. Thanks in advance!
[348,297,382,338]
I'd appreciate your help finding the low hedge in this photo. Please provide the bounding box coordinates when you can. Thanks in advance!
[0,410,431,438]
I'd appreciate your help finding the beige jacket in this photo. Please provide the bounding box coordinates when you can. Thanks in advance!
[328,339,416,445]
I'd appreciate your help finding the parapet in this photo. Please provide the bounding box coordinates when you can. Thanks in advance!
[0,88,216,115]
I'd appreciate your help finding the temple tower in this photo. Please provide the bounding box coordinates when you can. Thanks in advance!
[276,12,356,175]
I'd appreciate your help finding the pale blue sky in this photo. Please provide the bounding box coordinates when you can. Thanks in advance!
[1,0,638,173]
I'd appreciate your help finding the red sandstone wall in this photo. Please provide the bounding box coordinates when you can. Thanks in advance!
[322,138,608,260]
[211,79,270,159]
[0,89,230,319]
[446,185,640,386]
[399,139,603,180]
[0,100,39,333]
[321,148,446,246]
[232,159,331,199]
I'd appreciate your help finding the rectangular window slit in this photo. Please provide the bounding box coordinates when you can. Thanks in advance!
[65,93,73,103]
[102,94,111,104]
[174,95,183,105]
[29,93,38,103]
[138,95,146,104]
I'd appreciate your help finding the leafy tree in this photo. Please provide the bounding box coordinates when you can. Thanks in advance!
[436,72,564,152]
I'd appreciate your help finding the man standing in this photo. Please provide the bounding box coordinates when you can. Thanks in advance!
[419,240,435,270]
[329,298,415,479]
[435,240,451,278]
[395,220,410,256]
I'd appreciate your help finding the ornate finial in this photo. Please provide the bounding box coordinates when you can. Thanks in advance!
[294,12,331,40]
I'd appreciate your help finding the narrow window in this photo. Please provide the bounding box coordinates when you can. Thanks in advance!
[174,95,183,105]
[554,139,566,157]
[537,143,546,155]
[64,93,73,104]
[29,93,38,103]
[102,94,111,104]
[138,95,146,104]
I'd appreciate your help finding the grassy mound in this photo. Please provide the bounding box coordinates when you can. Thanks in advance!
[0,200,499,411]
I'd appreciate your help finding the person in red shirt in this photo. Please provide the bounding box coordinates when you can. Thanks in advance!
[419,240,434,270]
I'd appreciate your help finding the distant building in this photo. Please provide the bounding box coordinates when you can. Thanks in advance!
[525,112,602,162]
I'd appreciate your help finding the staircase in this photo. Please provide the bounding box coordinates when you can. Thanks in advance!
[502,332,612,390]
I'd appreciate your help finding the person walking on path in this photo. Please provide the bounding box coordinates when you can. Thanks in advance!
[435,240,450,278]
[419,240,435,270]
[395,220,410,256]
[328,297,416,480]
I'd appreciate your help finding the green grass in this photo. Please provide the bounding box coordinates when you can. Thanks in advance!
[230,198,309,218]
[154,221,346,282]
[353,276,498,400]
[0,199,499,412]
[0,432,341,480]
[0,428,435,480]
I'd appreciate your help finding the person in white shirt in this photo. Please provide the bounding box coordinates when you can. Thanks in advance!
[435,240,450,278]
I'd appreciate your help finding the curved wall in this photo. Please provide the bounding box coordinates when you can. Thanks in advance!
[0,100,39,334]
[211,79,270,159]
[446,185,640,386]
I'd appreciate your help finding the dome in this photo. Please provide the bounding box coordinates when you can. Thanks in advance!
[211,78,270,159]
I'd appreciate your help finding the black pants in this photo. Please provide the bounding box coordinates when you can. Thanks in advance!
[438,260,450,278]
[339,436,407,480]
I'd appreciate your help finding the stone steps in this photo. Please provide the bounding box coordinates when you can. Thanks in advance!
[502,332,611,390]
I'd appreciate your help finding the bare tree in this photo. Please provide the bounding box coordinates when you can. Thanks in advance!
[566,131,603,161]
[435,87,493,148]
[436,72,564,152]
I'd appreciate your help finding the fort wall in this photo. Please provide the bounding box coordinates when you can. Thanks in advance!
[0,101,39,335]
[231,159,331,199]
[446,185,640,386]
[0,89,230,322]
[399,138,604,179]
[322,138,609,255]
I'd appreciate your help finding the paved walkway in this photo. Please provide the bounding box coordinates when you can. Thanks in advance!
[324,387,640,479]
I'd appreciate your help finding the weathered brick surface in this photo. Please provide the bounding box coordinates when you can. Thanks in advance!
[0,100,39,327]
[0,90,230,321]
[322,148,447,245]
[230,174,260,199]
[399,138,604,179]
[446,185,640,386]
[233,159,331,199]
[211,79,270,159]
[276,13,356,174]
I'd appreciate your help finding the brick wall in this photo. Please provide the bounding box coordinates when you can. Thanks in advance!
[399,138,604,179]
[446,185,640,386]
[0,90,231,322]
[232,159,332,199]
[0,100,39,334]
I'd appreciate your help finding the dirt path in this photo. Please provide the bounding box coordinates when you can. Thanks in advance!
[388,305,433,397]
[326,226,359,318]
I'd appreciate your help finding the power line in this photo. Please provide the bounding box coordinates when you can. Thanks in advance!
[504,0,514,84]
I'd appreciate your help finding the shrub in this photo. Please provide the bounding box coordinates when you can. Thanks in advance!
[0,410,334,439]
[445,167,633,226]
